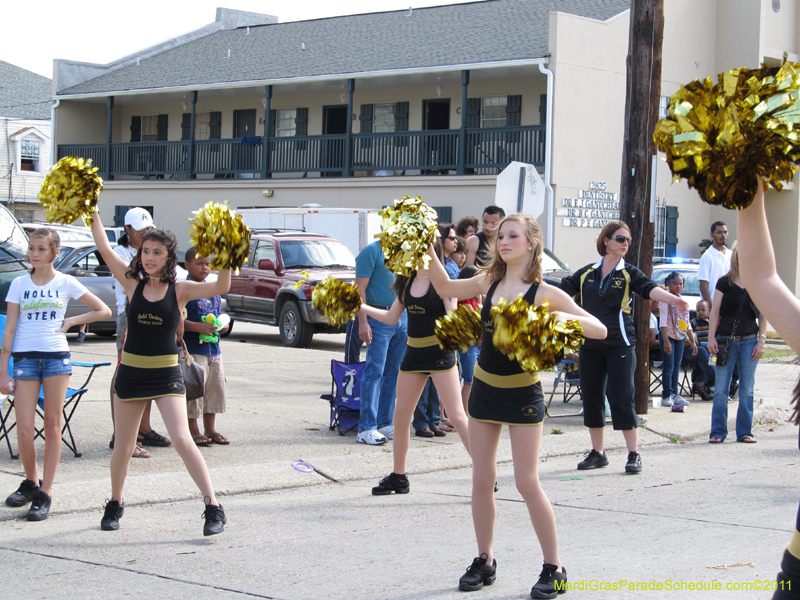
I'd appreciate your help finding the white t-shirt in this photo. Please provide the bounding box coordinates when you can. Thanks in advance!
[649,313,658,330]
[697,245,732,303]
[6,272,89,353]
[113,244,137,315]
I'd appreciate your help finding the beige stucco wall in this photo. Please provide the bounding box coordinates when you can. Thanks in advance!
[54,101,106,145]
[548,9,630,270]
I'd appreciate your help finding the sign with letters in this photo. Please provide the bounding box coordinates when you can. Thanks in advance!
[558,182,620,228]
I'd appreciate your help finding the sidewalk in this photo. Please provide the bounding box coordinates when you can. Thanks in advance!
[0,324,797,598]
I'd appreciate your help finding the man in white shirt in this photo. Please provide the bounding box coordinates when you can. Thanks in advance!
[698,221,731,308]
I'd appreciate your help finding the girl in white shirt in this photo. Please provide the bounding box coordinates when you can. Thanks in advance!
[0,228,110,521]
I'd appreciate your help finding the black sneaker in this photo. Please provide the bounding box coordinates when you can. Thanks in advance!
[459,553,497,591]
[531,563,567,598]
[101,500,124,531]
[5,478,41,507]
[625,451,642,474]
[577,449,608,470]
[109,434,115,449]
[372,473,410,496]
[203,502,226,536]
[27,490,51,521]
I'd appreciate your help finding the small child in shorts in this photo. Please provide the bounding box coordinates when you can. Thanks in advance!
[183,247,229,446]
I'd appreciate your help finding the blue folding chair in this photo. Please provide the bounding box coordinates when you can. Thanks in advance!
[0,314,110,458]
[321,360,365,435]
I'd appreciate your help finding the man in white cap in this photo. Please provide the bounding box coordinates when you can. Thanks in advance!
[108,207,172,457]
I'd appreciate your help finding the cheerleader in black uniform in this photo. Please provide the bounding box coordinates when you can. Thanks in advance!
[425,214,606,599]
[360,242,470,496]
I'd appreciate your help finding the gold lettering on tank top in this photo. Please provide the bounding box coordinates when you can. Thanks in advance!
[407,304,426,315]
[137,313,164,326]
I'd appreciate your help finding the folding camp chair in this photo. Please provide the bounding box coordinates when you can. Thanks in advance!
[0,360,110,459]
[545,359,584,419]
[321,360,365,435]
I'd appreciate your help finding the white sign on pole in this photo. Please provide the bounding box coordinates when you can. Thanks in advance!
[494,161,545,222]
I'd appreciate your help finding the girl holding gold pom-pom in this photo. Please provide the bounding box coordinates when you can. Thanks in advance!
[425,213,606,598]
[88,212,231,537]
[361,239,471,497]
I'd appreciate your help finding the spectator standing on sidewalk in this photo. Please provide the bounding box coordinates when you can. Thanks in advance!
[352,240,408,445]
[466,206,505,268]
[182,247,230,447]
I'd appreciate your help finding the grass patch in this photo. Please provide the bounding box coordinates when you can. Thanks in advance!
[668,434,681,443]
[551,429,565,435]
[762,347,796,360]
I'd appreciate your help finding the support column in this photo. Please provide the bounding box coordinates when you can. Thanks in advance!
[106,96,114,180]
[188,91,198,179]
[343,78,355,178]
[261,85,272,179]
[457,70,469,176]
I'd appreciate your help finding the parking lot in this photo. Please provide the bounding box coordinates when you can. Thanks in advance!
[0,321,798,598]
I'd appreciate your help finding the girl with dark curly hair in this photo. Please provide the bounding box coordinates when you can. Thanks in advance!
[89,215,232,537]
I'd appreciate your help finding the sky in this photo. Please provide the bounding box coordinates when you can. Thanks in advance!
[4,0,478,79]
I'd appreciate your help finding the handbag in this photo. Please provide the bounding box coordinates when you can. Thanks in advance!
[178,340,205,401]
[716,292,747,367]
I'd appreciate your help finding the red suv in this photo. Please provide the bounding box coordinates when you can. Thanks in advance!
[224,231,356,347]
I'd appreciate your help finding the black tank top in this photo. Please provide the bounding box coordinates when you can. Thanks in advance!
[475,232,493,267]
[403,273,446,340]
[124,281,180,358]
[478,280,540,376]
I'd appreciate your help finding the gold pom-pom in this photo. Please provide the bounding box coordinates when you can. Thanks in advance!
[189,202,251,272]
[38,156,103,226]
[378,196,439,277]
[311,277,362,326]
[434,304,482,351]
[654,61,800,209]
[490,298,584,373]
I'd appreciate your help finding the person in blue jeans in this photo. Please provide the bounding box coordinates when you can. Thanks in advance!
[354,240,408,445]
[707,245,766,443]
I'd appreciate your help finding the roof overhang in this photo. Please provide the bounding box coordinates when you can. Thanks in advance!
[54,57,550,102]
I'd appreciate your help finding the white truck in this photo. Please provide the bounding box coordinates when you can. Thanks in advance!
[236,206,382,256]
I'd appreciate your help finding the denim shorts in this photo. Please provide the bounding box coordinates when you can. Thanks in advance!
[14,356,73,380]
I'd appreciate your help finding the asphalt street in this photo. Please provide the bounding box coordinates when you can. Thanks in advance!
[0,322,798,599]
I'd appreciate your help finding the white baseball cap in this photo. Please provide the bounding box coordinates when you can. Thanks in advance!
[124,207,154,231]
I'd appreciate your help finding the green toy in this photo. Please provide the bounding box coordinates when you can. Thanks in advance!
[199,313,223,344]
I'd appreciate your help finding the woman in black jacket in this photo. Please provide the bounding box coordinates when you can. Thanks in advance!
[559,220,688,474]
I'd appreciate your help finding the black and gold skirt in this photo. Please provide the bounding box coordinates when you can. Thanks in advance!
[399,335,456,374]
[468,365,544,426]
[115,351,186,401]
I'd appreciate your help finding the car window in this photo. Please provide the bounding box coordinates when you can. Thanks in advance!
[543,249,569,271]
[279,240,355,269]
[253,241,276,264]
[0,208,30,261]
[71,249,103,273]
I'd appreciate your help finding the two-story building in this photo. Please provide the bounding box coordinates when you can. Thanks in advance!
[0,60,53,222]
[51,0,800,293]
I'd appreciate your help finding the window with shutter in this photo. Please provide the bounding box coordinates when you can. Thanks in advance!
[181,113,191,141]
[465,99,481,128]
[359,104,373,150]
[394,101,409,148]
[294,107,308,150]
[481,97,507,128]
[505,95,521,127]
[209,111,222,140]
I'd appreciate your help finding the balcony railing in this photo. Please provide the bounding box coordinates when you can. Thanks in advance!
[57,125,545,180]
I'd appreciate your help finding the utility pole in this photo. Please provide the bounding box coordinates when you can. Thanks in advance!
[618,0,664,414]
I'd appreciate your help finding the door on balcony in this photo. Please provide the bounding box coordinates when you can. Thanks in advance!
[322,106,348,177]
[423,99,451,173]
[233,109,258,174]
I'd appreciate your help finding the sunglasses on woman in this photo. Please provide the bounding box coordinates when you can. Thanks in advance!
[612,235,632,244]
[447,234,457,240]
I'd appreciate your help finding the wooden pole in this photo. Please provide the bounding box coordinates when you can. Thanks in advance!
[618,0,664,414]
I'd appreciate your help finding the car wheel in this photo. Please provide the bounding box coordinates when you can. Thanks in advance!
[220,319,233,338]
[279,300,313,348]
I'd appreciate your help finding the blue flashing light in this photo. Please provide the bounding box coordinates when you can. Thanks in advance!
[670,257,684,264]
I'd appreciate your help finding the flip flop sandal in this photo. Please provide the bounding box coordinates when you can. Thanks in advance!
[138,429,172,446]
[708,437,723,443]
[207,432,230,445]
[132,443,151,458]
[739,436,757,443]
[193,435,212,446]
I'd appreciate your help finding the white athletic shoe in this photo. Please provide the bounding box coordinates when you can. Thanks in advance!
[356,430,388,445]
[377,425,394,440]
